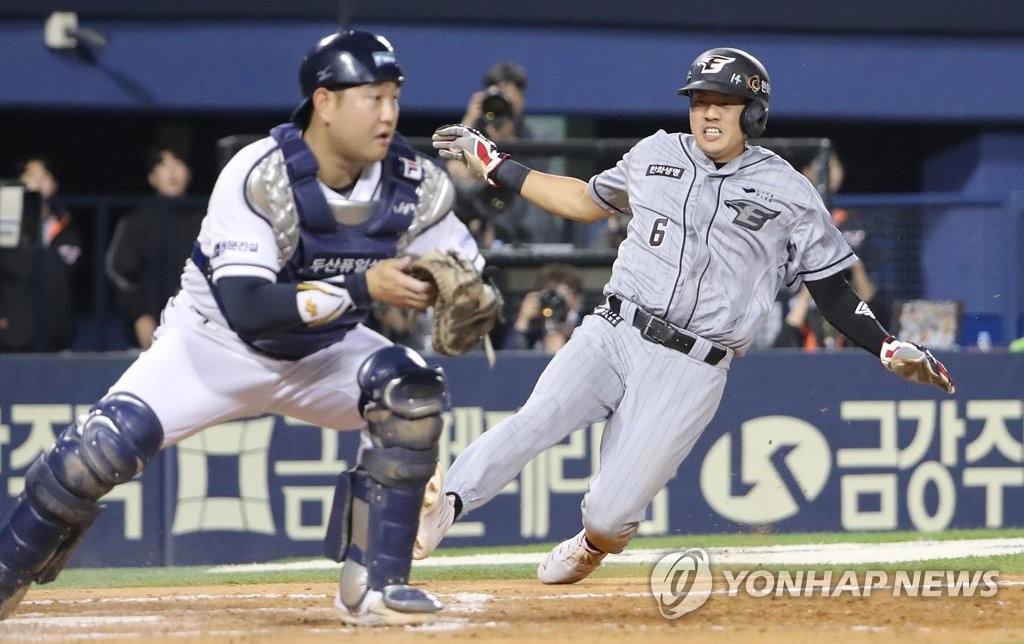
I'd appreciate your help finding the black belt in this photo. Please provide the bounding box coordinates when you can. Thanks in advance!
[608,296,727,366]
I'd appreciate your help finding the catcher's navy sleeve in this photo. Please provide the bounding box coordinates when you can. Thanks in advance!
[216,276,302,336]
[216,273,372,337]
[806,272,889,354]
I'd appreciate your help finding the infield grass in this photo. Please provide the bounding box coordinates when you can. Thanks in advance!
[47,527,1024,589]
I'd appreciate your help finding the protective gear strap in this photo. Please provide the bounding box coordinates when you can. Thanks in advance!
[805,272,888,354]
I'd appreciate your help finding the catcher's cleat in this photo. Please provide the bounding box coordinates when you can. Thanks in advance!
[537,529,607,584]
[335,585,442,627]
[0,584,29,621]
[413,464,456,560]
[0,561,31,621]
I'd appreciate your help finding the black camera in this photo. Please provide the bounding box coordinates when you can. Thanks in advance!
[480,85,513,124]
[538,288,568,327]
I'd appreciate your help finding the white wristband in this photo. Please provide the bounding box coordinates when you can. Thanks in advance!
[296,281,353,326]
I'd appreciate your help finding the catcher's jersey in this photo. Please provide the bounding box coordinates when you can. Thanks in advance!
[177,134,479,342]
[588,130,856,354]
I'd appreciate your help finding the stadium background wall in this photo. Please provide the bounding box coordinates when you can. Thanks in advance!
[0,353,1020,568]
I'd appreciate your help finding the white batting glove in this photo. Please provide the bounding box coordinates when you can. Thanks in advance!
[432,124,508,185]
[880,336,956,394]
[296,281,353,327]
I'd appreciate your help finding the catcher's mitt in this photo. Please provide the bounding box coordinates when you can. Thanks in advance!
[409,249,502,356]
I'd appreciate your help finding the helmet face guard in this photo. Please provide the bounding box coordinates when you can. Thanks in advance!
[677,48,771,137]
[291,30,405,126]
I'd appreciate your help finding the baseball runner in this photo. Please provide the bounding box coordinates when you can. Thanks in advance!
[416,47,955,583]
[0,30,498,626]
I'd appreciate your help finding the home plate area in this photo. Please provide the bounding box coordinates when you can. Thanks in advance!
[2,538,1022,643]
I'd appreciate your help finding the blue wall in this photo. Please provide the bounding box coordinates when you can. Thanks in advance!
[0,352,1020,567]
[3,20,1024,121]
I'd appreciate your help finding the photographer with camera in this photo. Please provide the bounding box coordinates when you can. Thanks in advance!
[505,263,585,354]
[446,61,561,248]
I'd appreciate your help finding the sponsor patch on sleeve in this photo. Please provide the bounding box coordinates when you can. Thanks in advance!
[212,240,260,258]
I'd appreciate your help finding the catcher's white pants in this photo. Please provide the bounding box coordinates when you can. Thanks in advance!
[445,302,732,553]
[107,293,389,447]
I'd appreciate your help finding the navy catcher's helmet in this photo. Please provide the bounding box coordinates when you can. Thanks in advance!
[291,30,405,126]
[676,47,771,138]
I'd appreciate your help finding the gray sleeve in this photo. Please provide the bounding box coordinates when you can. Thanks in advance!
[784,182,858,287]
[586,148,633,216]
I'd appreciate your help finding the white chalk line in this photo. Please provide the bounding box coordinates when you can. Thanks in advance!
[3,537,1022,639]
[206,537,1024,574]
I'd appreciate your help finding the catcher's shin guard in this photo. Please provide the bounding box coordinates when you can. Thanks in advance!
[0,393,162,620]
[330,347,447,615]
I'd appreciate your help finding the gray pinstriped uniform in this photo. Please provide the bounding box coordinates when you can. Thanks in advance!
[446,131,857,552]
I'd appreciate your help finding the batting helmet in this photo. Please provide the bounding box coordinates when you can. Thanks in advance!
[291,30,405,126]
[676,47,771,138]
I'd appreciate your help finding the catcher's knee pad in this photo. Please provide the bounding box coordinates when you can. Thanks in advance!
[0,393,162,592]
[358,346,447,488]
[48,393,163,501]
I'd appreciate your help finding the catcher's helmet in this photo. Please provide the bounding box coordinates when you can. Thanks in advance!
[291,30,405,126]
[676,47,771,138]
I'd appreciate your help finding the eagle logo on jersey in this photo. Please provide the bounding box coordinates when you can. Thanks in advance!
[725,199,781,231]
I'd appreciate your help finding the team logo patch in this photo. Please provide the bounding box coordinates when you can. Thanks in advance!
[399,157,423,181]
[646,164,684,179]
[697,54,736,74]
[724,199,781,232]
[594,305,623,327]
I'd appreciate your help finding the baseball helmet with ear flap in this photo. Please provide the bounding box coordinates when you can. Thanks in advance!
[676,47,771,137]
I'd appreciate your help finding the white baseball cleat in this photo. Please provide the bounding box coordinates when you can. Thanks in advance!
[537,529,607,584]
[413,464,456,560]
[335,585,442,627]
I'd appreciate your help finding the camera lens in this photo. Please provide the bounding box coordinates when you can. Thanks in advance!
[538,289,568,324]
[481,86,512,122]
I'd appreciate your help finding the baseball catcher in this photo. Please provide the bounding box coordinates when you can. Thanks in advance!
[409,249,502,357]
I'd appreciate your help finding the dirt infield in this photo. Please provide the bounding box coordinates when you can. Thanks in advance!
[2,576,1022,643]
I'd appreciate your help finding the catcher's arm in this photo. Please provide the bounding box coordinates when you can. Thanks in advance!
[212,259,434,334]
[432,124,608,223]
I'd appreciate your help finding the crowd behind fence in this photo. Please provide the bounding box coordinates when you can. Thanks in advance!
[6,137,1022,353]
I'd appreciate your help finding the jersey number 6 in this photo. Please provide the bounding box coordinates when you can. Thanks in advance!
[649,217,669,246]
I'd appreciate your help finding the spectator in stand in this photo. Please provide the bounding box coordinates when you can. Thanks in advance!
[0,155,84,352]
[775,148,890,349]
[446,61,562,248]
[505,263,586,354]
[106,144,204,349]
